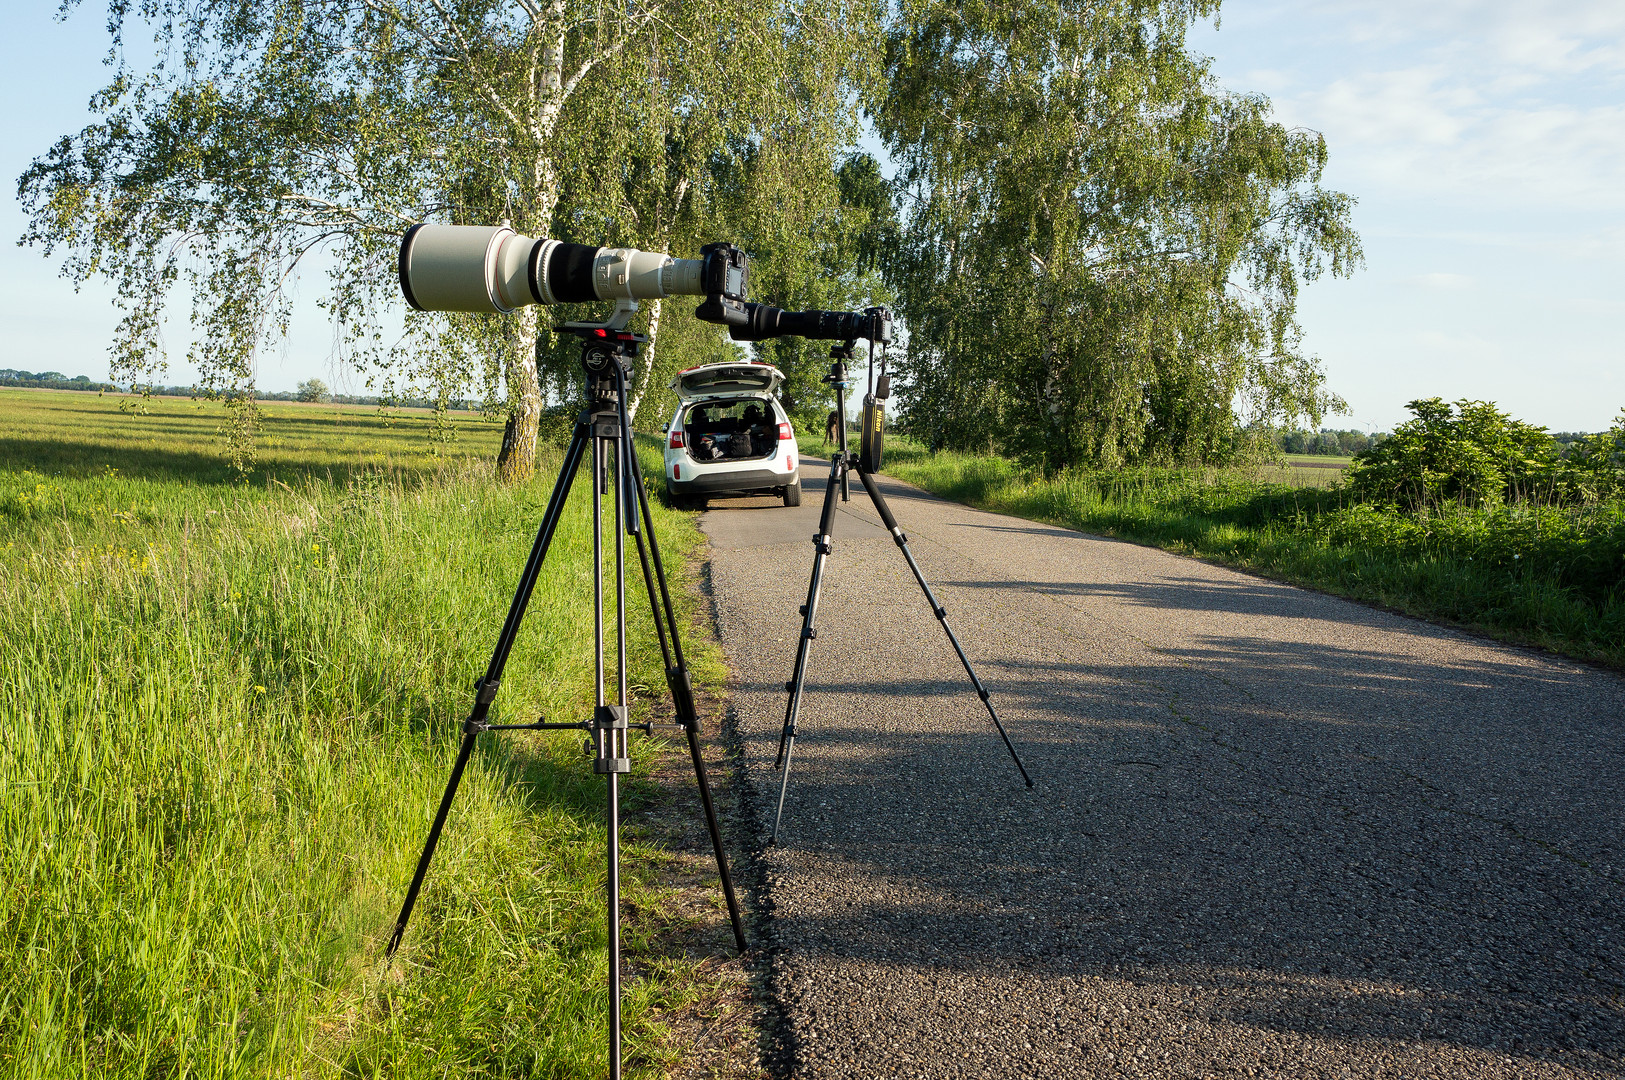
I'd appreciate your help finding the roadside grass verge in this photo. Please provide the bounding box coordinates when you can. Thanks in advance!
[877,444,1625,670]
[0,389,735,1078]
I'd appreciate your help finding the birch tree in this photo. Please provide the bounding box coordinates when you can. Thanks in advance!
[20,0,875,479]
[875,0,1362,468]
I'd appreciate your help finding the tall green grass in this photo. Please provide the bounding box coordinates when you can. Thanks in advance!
[882,446,1625,669]
[0,390,730,1078]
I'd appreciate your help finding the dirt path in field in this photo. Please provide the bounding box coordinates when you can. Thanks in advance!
[701,460,1625,1080]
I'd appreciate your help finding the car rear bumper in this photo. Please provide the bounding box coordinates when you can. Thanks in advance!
[669,466,793,494]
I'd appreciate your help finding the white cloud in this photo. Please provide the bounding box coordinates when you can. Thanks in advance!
[1193,2,1625,431]
[1275,0,1625,76]
[1205,2,1625,215]
[1295,72,1625,211]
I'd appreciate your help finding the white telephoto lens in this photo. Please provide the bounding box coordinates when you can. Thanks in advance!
[400,224,536,313]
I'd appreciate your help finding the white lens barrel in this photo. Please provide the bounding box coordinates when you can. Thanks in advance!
[662,258,704,297]
[592,249,705,301]
[400,223,713,312]
[490,231,534,311]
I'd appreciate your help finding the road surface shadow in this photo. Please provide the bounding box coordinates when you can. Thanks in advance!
[735,636,1625,1076]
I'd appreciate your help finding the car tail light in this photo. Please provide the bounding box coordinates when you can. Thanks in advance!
[673,464,681,479]
[777,422,791,441]
[669,429,684,449]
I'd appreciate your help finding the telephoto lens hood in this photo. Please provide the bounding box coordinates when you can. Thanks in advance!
[398,224,748,315]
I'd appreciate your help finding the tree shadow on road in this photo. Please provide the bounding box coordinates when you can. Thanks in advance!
[733,631,1625,1077]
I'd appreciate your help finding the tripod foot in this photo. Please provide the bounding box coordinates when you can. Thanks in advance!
[770,734,797,844]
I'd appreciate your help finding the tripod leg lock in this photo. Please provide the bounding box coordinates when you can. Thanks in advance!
[665,665,700,733]
[890,527,908,546]
[812,533,832,555]
[802,626,818,640]
[461,677,503,735]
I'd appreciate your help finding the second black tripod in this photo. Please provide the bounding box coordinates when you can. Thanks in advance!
[385,300,745,1080]
[771,341,1034,842]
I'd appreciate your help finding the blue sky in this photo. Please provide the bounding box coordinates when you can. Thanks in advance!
[1189,1,1625,434]
[2,1,1621,431]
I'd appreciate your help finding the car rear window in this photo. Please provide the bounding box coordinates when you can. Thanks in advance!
[682,398,778,430]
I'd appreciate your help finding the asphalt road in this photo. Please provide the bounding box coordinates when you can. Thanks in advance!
[700,459,1625,1079]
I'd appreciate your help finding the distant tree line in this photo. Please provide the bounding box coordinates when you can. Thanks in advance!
[0,369,472,411]
[0,369,123,393]
[1276,429,1385,456]
[1267,415,1612,467]
[1275,425,1605,462]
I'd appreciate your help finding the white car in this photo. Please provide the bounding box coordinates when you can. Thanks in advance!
[663,361,801,507]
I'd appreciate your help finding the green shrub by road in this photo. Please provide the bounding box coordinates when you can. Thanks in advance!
[878,443,1625,670]
[0,391,734,1078]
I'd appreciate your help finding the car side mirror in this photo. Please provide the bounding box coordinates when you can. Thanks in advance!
[661,423,670,433]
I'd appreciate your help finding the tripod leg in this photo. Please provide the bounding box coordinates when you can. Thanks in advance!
[606,433,625,1080]
[387,421,592,959]
[854,468,1034,788]
[622,431,747,953]
[606,768,622,1078]
[772,458,844,842]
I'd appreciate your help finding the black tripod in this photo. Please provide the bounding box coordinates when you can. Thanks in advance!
[386,301,746,1080]
[771,342,1033,842]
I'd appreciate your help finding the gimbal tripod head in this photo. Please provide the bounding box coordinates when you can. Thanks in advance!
[558,298,646,387]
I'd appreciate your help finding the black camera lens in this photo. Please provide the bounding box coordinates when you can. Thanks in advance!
[531,241,599,305]
[726,303,891,343]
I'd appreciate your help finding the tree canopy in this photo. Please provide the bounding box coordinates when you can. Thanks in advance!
[20,0,879,478]
[873,0,1361,469]
[20,0,1361,478]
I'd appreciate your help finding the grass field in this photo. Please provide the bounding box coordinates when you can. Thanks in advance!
[1263,455,1352,488]
[868,439,1625,670]
[0,390,743,1078]
[0,389,506,483]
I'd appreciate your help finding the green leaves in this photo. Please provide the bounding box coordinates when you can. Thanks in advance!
[876,0,1360,470]
[1346,397,1559,509]
[22,0,881,477]
[1347,400,1625,510]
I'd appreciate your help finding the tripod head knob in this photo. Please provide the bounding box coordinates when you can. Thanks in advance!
[582,340,635,377]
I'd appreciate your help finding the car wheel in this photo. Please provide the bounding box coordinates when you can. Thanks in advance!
[783,480,802,507]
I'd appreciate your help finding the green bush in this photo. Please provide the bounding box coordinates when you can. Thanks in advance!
[1345,397,1558,509]
[1561,412,1625,502]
